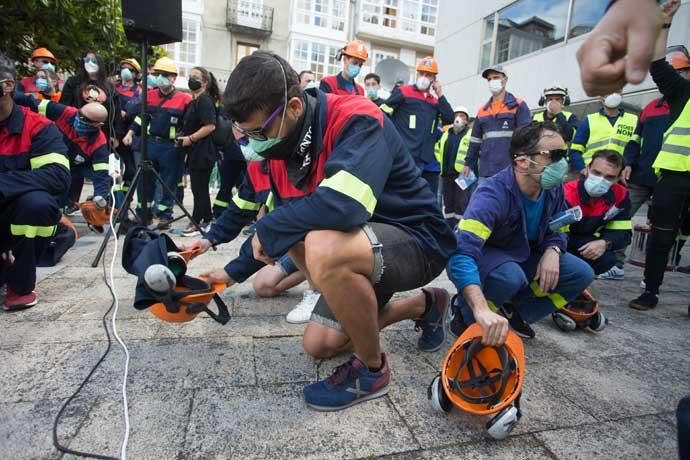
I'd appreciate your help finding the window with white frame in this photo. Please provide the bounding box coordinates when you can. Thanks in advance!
[361,0,437,37]
[290,39,341,80]
[373,50,399,68]
[162,15,201,78]
[295,0,347,32]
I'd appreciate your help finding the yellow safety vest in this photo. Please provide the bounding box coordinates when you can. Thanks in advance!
[532,110,573,122]
[654,98,690,174]
[435,129,471,174]
[576,112,638,161]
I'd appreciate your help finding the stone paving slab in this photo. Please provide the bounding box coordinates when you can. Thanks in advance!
[1,206,688,459]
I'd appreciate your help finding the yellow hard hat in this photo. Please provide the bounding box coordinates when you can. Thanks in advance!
[152,57,178,75]
[120,58,141,73]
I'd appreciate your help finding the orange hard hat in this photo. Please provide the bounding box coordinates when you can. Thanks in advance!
[342,40,368,62]
[31,48,57,64]
[441,323,525,415]
[416,56,439,74]
[668,52,690,71]
[149,276,228,323]
[149,277,227,323]
[79,200,110,233]
[560,289,600,324]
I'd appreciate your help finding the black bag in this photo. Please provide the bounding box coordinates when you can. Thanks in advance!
[212,106,232,148]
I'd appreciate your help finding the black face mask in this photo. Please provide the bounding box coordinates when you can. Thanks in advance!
[188,78,202,91]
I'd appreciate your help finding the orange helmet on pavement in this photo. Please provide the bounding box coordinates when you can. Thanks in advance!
[416,56,439,74]
[552,289,606,332]
[441,323,525,415]
[147,275,228,323]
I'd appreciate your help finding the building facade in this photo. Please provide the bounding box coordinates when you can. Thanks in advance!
[435,0,690,117]
[164,0,440,96]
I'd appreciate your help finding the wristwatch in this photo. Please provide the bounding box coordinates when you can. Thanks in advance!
[548,246,562,256]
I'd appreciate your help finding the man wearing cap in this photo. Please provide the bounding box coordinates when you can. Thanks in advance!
[533,85,579,143]
[568,93,639,176]
[18,48,58,96]
[319,40,367,96]
[435,106,472,227]
[381,56,454,195]
[114,58,142,209]
[464,65,531,183]
[0,65,70,311]
[447,122,595,344]
[122,57,192,229]
[630,1,690,311]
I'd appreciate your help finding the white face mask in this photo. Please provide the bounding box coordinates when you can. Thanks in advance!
[84,61,99,74]
[584,174,614,197]
[603,93,622,109]
[453,117,466,130]
[416,76,431,91]
[488,79,503,95]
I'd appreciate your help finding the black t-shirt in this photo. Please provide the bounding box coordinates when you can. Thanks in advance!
[183,92,218,168]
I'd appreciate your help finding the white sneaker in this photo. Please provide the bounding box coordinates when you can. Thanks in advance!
[596,266,625,280]
[286,290,320,324]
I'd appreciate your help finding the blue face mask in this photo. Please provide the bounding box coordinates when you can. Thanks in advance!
[147,74,158,88]
[156,74,172,89]
[73,115,99,137]
[36,78,50,92]
[366,87,378,99]
[346,64,361,79]
[529,157,568,190]
[120,68,133,82]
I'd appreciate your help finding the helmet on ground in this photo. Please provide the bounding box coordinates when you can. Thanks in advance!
[341,40,368,62]
[552,289,606,332]
[120,58,141,73]
[441,323,525,415]
[416,56,439,74]
[152,57,178,75]
[428,323,525,439]
[31,48,57,64]
[145,270,228,323]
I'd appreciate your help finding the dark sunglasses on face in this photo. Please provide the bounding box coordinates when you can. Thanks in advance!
[83,57,98,64]
[527,149,567,161]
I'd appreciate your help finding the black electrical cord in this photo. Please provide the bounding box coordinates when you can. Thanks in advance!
[52,238,119,460]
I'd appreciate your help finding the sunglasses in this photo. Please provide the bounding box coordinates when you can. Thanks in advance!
[34,59,53,66]
[526,149,567,161]
[232,103,284,143]
[152,72,173,78]
[83,57,98,64]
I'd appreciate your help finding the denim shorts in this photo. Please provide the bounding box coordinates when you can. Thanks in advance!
[276,254,299,276]
[311,222,447,332]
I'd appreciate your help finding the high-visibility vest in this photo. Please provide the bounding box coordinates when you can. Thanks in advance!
[581,112,638,161]
[653,98,690,174]
[532,110,573,122]
[435,129,471,174]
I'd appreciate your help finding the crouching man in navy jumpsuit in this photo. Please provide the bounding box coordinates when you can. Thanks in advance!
[183,52,456,411]
[447,122,594,345]
[0,66,70,310]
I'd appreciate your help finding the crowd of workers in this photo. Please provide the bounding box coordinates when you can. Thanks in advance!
[0,0,688,454]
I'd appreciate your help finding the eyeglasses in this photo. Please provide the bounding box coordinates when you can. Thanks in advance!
[83,57,98,64]
[0,79,15,87]
[526,149,567,161]
[232,103,284,143]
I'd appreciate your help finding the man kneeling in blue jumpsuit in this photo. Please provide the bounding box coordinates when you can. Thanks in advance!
[447,122,594,344]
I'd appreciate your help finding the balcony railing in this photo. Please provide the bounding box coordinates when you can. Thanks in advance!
[226,1,273,37]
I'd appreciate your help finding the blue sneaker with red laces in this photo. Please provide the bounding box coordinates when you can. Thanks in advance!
[303,353,390,411]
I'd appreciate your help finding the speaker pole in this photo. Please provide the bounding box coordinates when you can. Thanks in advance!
[139,39,149,225]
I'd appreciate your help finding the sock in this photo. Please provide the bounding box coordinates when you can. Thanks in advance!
[367,354,385,373]
[421,289,433,318]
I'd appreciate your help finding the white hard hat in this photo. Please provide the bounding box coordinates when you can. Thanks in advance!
[453,106,470,116]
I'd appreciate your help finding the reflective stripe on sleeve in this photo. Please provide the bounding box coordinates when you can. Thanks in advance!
[458,218,492,241]
[319,170,377,215]
[232,194,261,211]
[30,153,70,170]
